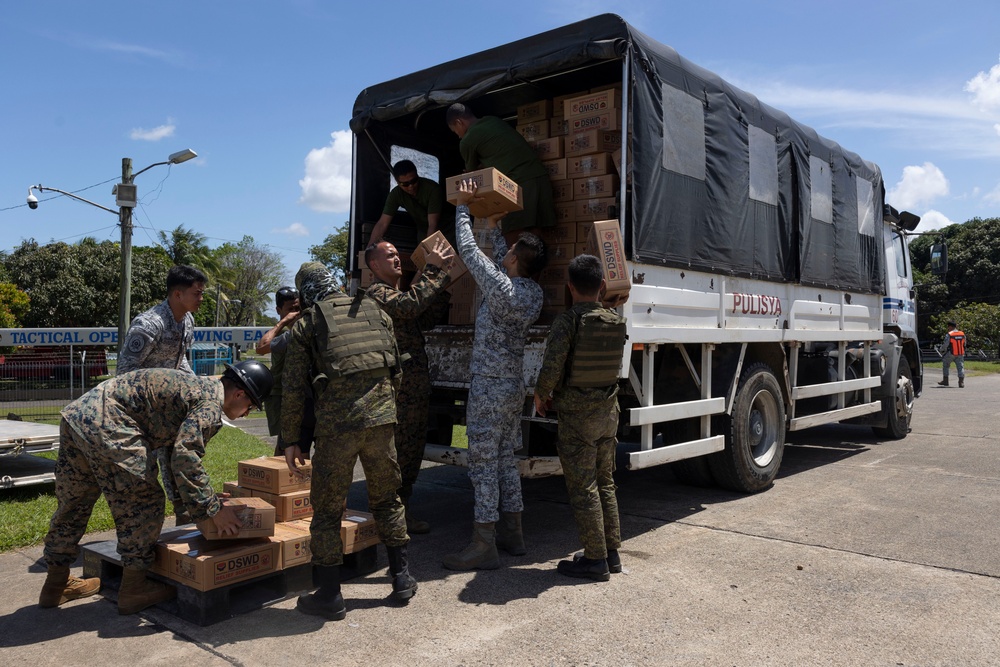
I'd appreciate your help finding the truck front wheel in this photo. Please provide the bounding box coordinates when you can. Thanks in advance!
[710,363,785,493]
[872,355,913,440]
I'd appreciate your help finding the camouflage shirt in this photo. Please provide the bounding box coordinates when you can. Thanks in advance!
[536,302,620,412]
[61,369,225,520]
[455,204,543,379]
[366,264,451,370]
[281,293,398,444]
[116,300,194,375]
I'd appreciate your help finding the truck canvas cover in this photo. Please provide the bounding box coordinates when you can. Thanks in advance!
[351,13,884,294]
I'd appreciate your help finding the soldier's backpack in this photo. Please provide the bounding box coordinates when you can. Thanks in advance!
[311,291,398,382]
[565,307,627,388]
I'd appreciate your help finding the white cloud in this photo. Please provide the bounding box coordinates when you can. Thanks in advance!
[887,162,949,211]
[299,130,352,213]
[984,183,1000,205]
[965,58,1000,111]
[917,210,955,232]
[130,119,176,141]
[272,222,310,236]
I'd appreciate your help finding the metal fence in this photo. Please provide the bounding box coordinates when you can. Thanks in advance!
[0,348,114,422]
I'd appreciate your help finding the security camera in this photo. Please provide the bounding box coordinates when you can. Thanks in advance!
[27,191,38,210]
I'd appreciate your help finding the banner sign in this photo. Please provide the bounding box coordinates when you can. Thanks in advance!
[0,327,272,347]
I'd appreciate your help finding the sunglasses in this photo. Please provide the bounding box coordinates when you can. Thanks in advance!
[277,288,299,298]
[397,177,419,187]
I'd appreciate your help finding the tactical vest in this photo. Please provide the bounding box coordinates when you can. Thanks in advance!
[948,330,966,356]
[565,307,627,388]
[312,292,397,380]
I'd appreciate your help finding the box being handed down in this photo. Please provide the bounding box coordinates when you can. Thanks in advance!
[410,230,468,282]
[446,168,523,218]
[196,496,276,540]
[237,456,311,495]
[585,219,631,305]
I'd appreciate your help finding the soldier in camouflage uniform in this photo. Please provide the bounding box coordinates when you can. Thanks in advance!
[116,264,207,524]
[534,255,627,582]
[39,362,272,613]
[442,181,547,571]
[365,239,452,534]
[281,262,416,622]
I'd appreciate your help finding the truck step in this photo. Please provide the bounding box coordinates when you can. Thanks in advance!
[82,538,379,626]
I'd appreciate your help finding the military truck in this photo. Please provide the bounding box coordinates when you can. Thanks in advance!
[346,14,927,492]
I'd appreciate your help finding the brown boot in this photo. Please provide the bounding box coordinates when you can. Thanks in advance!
[118,567,176,615]
[38,565,101,608]
[405,507,430,535]
[442,522,500,570]
[959,378,965,388]
[496,511,526,556]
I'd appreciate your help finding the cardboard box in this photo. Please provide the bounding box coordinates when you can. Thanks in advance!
[153,528,280,591]
[547,243,577,264]
[549,117,570,137]
[447,271,477,297]
[541,283,568,307]
[538,224,577,245]
[342,510,381,553]
[539,263,570,285]
[516,120,550,142]
[552,91,587,116]
[550,179,574,203]
[576,221,594,244]
[567,153,612,178]
[564,89,618,119]
[196,496,276,540]
[542,158,567,181]
[359,268,375,287]
[449,302,476,325]
[238,456,312,495]
[554,202,577,224]
[270,522,312,568]
[411,230,468,282]
[445,168,523,218]
[532,137,564,160]
[568,110,619,135]
[517,99,552,123]
[253,488,313,522]
[575,197,618,221]
[565,130,622,158]
[574,174,619,200]
[222,481,254,498]
[586,220,631,301]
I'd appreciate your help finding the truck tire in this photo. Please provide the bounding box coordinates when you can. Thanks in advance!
[872,355,913,440]
[670,456,716,487]
[709,363,785,493]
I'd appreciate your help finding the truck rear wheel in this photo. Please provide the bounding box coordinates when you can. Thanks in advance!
[710,363,785,493]
[872,355,913,440]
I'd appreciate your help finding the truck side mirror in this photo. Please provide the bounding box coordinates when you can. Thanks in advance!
[930,242,948,276]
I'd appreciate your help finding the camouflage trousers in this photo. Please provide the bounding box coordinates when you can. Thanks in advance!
[155,447,180,506]
[309,423,408,566]
[466,375,524,524]
[556,399,621,560]
[395,361,431,502]
[44,420,165,569]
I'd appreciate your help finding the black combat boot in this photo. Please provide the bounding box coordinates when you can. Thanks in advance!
[938,378,949,387]
[297,565,346,621]
[386,545,418,602]
[574,548,622,573]
[557,555,611,582]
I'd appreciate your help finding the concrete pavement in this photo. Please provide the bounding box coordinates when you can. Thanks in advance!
[2,373,999,665]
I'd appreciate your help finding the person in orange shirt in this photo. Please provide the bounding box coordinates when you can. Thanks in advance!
[938,320,966,388]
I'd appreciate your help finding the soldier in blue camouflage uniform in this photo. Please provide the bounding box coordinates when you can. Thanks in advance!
[443,181,547,571]
[39,362,272,614]
[534,254,626,582]
[366,239,452,534]
[116,264,207,524]
[282,262,417,622]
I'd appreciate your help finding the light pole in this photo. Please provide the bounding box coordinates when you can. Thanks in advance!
[28,148,197,352]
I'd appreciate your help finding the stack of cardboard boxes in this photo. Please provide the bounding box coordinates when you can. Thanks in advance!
[151,456,379,592]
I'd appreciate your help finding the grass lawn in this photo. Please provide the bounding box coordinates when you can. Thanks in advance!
[0,426,271,553]
[922,360,1000,376]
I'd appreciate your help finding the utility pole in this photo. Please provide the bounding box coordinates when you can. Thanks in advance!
[117,158,134,353]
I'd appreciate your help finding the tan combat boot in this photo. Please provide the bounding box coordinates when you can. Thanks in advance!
[38,564,101,608]
[442,522,500,570]
[118,567,176,615]
[404,504,430,535]
[496,511,526,556]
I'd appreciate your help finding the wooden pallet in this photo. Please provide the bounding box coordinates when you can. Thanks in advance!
[82,539,379,626]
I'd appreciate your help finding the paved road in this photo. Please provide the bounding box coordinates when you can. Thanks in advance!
[2,373,998,666]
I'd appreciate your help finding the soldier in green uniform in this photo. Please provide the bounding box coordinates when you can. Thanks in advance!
[38,361,273,613]
[446,103,556,241]
[365,239,453,534]
[369,159,454,246]
[282,262,417,622]
[533,255,627,582]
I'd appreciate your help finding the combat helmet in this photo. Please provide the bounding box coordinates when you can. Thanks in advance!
[222,360,273,409]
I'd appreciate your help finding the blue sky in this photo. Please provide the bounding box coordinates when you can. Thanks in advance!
[3,0,1000,291]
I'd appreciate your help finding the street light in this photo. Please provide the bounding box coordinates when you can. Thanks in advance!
[28,149,197,352]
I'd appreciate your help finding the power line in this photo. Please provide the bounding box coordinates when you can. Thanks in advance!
[0,176,120,212]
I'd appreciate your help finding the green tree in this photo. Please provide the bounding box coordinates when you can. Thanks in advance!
[308,222,351,287]
[158,225,220,276]
[933,302,1000,357]
[210,236,284,326]
[0,283,30,328]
